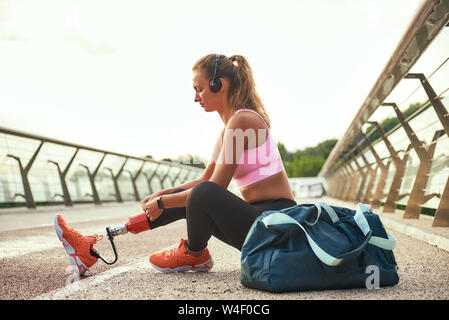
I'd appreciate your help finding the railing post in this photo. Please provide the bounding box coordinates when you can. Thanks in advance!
[328,170,337,198]
[48,148,79,207]
[335,168,347,199]
[7,141,44,209]
[125,161,145,202]
[331,170,340,198]
[405,73,449,134]
[371,121,411,213]
[325,174,334,197]
[346,157,361,202]
[79,153,106,205]
[355,143,377,204]
[404,73,449,226]
[361,130,391,209]
[406,129,445,217]
[352,153,368,203]
[334,155,350,200]
[354,147,372,203]
[172,168,182,186]
[327,167,339,198]
[382,102,444,218]
[161,165,173,189]
[181,169,192,184]
[434,177,449,226]
[143,164,161,195]
[104,157,128,203]
[339,164,352,200]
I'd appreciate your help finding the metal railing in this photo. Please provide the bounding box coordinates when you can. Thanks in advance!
[0,126,205,208]
[320,0,449,227]
[289,177,327,199]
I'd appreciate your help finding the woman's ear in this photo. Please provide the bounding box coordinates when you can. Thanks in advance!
[219,77,230,93]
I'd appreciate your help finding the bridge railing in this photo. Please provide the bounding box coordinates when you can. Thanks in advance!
[289,177,327,199]
[0,126,206,208]
[320,0,449,227]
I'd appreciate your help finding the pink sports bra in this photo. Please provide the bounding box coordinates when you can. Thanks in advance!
[211,108,285,188]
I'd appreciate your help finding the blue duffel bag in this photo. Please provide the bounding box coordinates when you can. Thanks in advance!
[240,202,399,292]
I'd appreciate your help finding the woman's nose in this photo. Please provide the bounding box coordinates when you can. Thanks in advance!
[194,93,200,102]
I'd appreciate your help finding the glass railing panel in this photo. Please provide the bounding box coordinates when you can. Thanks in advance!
[381,161,397,203]
[165,166,180,189]
[408,106,444,146]
[67,149,108,202]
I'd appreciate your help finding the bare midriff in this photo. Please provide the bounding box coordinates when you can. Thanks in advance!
[239,171,296,204]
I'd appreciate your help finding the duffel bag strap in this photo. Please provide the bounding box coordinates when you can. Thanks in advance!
[314,202,397,251]
[369,233,397,250]
[354,203,397,250]
[262,212,372,267]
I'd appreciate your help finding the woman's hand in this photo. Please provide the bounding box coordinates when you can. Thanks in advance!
[143,198,163,222]
[140,193,158,211]
[140,189,169,211]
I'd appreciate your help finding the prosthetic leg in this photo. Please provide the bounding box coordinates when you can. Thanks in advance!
[90,212,150,265]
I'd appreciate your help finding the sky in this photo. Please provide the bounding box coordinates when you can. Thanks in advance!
[0,0,424,163]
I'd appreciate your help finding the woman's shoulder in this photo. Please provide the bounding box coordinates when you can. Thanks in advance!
[227,109,267,132]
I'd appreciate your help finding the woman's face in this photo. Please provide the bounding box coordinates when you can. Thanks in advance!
[192,70,222,112]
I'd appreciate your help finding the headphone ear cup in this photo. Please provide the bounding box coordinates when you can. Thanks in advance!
[209,78,222,93]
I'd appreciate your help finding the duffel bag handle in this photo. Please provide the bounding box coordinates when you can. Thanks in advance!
[304,202,339,226]
[311,202,397,251]
[354,203,397,250]
[262,212,372,267]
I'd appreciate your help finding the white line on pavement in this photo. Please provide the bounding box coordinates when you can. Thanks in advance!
[31,245,175,300]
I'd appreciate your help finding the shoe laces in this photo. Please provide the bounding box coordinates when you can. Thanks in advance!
[78,232,103,245]
[90,234,104,243]
[168,240,184,254]
[166,239,187,261]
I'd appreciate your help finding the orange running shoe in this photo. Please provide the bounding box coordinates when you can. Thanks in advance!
[149,239,213,273]
[54,214,102,275]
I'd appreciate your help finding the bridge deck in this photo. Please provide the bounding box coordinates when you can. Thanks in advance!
[0,197,448,300]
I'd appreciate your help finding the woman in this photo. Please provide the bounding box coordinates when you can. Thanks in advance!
[55,54,296,275]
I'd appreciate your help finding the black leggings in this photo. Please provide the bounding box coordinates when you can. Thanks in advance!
[148,181,296,251]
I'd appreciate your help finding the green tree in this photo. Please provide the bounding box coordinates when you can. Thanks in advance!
[278,142,292,162]
[297,155,325,177]
[279,138,337,177]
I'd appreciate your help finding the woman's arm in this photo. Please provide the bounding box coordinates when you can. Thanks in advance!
[147,113,261,212]
[143,188,191,221]
[142,160,216,218]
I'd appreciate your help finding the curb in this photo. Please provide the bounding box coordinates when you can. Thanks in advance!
[381,216,449,252]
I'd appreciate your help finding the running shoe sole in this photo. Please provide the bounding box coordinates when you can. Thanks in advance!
[54,214,89,275]
[150,257,214,274]
[54,215,75,254]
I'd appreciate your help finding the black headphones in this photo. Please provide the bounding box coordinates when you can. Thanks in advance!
[209,54,222,93]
